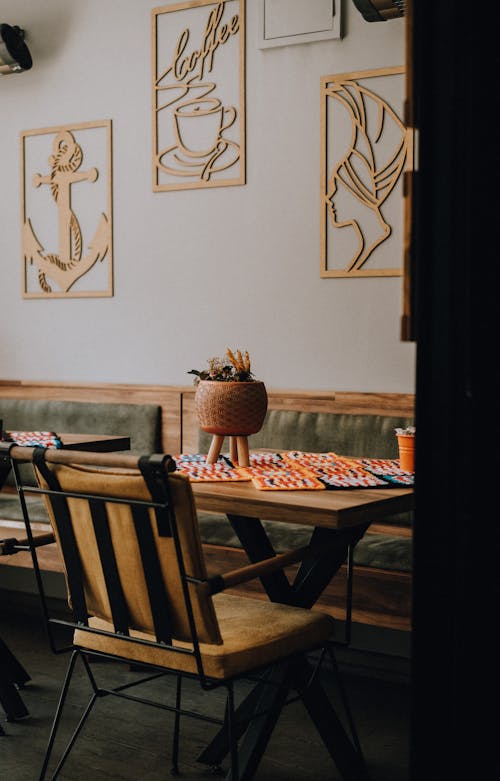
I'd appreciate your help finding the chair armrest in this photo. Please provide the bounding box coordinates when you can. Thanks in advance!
[0,531,55,556]
[205,545,310,595]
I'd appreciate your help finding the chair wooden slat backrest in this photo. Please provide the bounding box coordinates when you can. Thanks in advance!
[30,449,222,666]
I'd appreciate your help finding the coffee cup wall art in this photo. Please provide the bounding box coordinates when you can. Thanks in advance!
[152,0,245,191]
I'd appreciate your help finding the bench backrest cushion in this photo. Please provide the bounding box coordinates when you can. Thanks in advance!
[1,398,162,487]
[199,410,415,459]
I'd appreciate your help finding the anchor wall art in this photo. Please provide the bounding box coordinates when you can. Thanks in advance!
[152,0,245,191]
[20,120,113,299]
[320,67,412,278]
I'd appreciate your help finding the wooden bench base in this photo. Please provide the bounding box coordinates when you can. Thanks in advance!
[0,520,411,633]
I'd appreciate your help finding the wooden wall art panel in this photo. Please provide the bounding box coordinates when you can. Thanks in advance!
[401,0,416,341]
[20,120,113,299]
[152,0,245,191]
[320,67,412,278]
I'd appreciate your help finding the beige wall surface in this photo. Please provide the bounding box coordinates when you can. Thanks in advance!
[0,0,415,392]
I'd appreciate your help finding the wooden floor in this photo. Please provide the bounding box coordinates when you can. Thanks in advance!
[1,601,410,781]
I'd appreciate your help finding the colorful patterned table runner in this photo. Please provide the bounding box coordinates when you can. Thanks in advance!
[237,452,325,490]
[172,453,249,482]
[283,451,388,488]
[173,452,414,489]
[350,457,415,486]
[3,431,62,448]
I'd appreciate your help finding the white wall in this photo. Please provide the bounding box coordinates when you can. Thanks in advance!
[0,0,415,392]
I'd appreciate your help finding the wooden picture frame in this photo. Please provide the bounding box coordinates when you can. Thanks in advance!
[320,67,412,278]
[152,0,245,192]
[20,120,113,299]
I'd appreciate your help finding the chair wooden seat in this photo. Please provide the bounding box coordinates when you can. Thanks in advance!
[77,592,335,680]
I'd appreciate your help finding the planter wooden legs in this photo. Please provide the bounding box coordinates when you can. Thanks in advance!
[236,436,249,466]
[207,435,225,464]
[206,434,251,466]
[230,436,238,464]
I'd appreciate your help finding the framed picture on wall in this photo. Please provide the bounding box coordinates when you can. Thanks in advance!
[20,120,113,299]
[258,0,341,49]
[152,0,246,192]
[320,67,412,278]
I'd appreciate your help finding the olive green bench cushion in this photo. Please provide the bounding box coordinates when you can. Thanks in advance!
[197,409,414,573]
[0,494,51,523]
[1,397,162,489]
[239,410,414,459]
[196,514,412,573]
[1,398,161,453]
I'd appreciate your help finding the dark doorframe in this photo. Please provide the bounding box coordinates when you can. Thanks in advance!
[410,2,497,778]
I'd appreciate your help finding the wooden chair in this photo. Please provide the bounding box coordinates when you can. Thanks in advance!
[8,446,368,781]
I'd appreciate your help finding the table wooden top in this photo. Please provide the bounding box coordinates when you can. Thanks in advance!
[0,434,131,491]
[57,433,131,452]
[191,479,413,530]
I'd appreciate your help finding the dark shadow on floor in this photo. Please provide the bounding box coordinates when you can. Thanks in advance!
[1,599,410,780]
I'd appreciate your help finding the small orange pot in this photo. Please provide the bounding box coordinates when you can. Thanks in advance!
[397,434,415,472]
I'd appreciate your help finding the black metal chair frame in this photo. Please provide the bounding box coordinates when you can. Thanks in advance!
[2,445,367,781]
[1,445,51,723]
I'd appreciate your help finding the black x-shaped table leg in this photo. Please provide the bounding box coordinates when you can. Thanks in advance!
[0,460,31,724]
[197,514,370,780]
[0,637,30,723]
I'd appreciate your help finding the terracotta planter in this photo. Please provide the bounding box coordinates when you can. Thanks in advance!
[194,380,268,436]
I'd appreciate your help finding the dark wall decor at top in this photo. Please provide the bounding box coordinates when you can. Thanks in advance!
[351,0,405,22]
[0,24,32,74]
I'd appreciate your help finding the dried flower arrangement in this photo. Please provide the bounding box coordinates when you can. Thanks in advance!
[188,348,255,384]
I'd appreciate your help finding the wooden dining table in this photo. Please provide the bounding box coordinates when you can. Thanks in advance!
[190,475,414,781]
[192,477,413,530]
[53,432,131,452]
[0,433,131,490]
[0,432,131,726]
